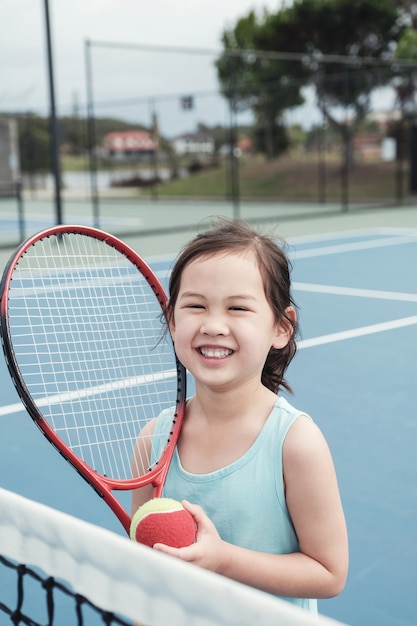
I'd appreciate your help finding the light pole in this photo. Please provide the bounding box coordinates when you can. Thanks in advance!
[43,0,63,225]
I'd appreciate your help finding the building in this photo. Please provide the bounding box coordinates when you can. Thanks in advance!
[104,130,156,160]
[171,132,214,158]
[352,133,382,160]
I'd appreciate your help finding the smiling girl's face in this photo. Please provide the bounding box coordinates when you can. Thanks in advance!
[169,250,291,394]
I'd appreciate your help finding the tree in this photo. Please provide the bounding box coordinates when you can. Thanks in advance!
[215,10,309,158]
[392,26,417,195]
[395,0,417,28]
[216,0,404,196]
[18,114,51,173]
[289,0,401,120]
[285,0,403,205]
[393,27,417,115]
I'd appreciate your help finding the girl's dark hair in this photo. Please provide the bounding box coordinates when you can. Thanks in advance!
[165,218,298,395]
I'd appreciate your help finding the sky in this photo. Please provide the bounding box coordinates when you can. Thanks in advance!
[0,0,289,136]
[0,0,396,138]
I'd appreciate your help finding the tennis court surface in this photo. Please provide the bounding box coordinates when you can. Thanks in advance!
[1,217,416,625]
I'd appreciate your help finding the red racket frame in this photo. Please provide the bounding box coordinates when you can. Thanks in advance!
[0,225,186,534]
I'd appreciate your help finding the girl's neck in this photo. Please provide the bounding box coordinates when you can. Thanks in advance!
[179,383,278,474]
[190,381,277,425]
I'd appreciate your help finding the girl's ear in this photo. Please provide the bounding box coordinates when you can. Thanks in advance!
[272,306,296,349]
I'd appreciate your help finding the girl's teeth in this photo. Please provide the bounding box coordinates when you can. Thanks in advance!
[200,348,231,358]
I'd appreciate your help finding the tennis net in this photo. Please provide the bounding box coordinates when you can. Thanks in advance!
[0,487,348,626]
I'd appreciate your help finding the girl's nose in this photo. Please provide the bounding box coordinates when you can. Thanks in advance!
[200,313,229,336]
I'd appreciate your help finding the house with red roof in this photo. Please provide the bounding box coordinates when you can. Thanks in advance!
[104,131,157,160]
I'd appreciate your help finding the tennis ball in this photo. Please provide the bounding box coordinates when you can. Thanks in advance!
[130,498,196,548]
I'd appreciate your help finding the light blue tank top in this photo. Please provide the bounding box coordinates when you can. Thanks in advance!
[151,396,317,613]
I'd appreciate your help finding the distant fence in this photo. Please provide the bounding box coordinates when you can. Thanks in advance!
[0,195,350,252]
[4,43,417,240]
[0,181,25,248]
[81,42,417,212]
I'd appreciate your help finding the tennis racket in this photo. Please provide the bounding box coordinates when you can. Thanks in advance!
[0,225,186,535]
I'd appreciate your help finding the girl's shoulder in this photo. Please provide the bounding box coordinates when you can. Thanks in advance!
[269,396,313,432]
[281,401,330,468]
[269,396,324,456]
[273,395,311,419]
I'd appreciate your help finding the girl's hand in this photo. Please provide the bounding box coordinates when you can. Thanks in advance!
[153,500,231,574]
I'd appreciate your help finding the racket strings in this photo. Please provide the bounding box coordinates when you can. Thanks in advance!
[7,232,180,481]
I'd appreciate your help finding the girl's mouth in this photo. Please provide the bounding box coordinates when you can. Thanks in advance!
[198,347,233,359]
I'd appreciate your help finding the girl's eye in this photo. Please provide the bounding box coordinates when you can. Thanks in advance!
[230,306,248,311]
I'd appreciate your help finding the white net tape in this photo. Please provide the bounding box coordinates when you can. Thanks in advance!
[0,487,348,626]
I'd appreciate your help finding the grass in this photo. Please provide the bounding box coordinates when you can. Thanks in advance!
[160,157,407,203]
[62,154,410,204]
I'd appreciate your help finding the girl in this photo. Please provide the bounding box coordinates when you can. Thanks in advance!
[132,218,348,613]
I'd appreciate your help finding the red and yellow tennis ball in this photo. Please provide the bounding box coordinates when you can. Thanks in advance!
[130,498,196,548]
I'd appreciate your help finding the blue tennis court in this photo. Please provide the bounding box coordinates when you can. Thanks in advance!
[1,225,416,626]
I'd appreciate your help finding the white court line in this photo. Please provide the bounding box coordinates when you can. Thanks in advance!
[150,228,417,269]
[2,316,417,417]
[0,401,26,416]
[298,315,417,349]
[291,234,417,259]
[153,229,417,281]
[2,230,417,418]
[294,282,417,302]
[0,370,177,417]
[286,226,417,246]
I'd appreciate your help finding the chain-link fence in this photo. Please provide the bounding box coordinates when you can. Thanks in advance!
[2,43,417,244]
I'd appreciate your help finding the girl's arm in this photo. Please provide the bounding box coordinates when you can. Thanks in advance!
[154,416,348,599]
